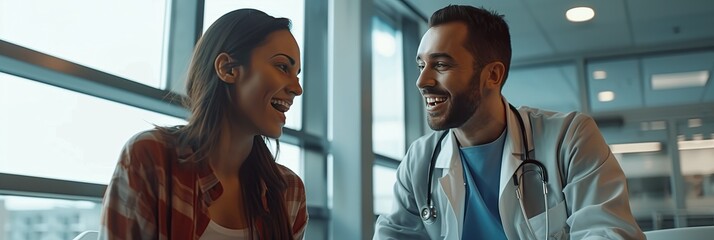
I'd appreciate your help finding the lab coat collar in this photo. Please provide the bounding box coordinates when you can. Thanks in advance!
[434,130,459,169]
[432,97,533,169]
[499,97,534,196]
[497,97,535,238]
[430,97,533,238]
[433,131,464,239]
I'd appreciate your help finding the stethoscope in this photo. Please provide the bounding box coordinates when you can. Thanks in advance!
[420,104,550,239]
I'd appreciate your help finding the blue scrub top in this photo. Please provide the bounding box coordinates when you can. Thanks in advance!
[459,130,508,240]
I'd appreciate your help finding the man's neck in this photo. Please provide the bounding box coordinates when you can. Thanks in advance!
[452,98,506,147]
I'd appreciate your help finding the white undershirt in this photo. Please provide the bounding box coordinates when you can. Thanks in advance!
[199,220,250,240]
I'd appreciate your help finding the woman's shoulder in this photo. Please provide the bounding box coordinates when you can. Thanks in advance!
[274,164,307,213]
[274,164,306,201]
[119,128,181,166]
[123,129,173,150]
[275,164,304,186]
[129,128,165,141]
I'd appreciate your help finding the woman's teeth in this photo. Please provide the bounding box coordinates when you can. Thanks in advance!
[271,99,291,112]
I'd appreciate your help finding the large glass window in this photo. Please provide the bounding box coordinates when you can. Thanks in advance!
[373,165,397,215]
[601,122,674,230]
[203,0,305,130]
[372,16,405,159]
[0,0,168,88]
[268,142,303,177]
[0,195,101,240]
[0,73,186,184]
[677,117,714,228]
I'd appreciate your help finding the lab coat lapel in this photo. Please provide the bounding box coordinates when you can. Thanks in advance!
[498,98,534,239]
[434,130,465,238]
[498,99,529,200]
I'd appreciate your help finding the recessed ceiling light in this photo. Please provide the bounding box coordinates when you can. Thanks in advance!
[651,70,709,90]
[597,91,615,102]
[610,142,662,154]
[593,70,607,80]
[566,7,595,22]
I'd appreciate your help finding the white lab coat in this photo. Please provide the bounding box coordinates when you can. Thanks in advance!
[374,98,645,240]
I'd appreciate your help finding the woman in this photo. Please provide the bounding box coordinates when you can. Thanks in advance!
[100,9,307,239]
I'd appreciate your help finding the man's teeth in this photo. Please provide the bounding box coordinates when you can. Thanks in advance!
[426,97,447,104]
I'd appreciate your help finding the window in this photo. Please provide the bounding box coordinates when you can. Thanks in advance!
[0,73,186,184]
[372,16,405,159]
[268,142,303,177]
[203,0,305,130]
[373,165,397,215]
[0,0,168,88]
[677,117,714,227]
[0,195,101,240]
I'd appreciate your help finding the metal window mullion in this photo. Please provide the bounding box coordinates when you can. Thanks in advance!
[374,154,400,169]
[329,0,375,238]
[667,120,687,227]
[164,0,203,95]
[302,0,329,216]
[0,174,105,202]
[401,16,424,152]
[0,41,188,119]
[576,58,591,114]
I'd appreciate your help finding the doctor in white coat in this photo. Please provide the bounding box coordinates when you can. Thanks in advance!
[373,5,645,240]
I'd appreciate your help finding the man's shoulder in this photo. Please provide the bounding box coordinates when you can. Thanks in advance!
[413,130,444,145]
[407,131,446,155]
[399,131,447,171]
[518,106,595,130]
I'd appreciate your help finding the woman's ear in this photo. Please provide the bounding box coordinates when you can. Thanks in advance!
[214,53,241,84]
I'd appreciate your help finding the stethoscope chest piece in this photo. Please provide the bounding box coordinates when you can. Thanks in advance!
[419,105,551,239]
[421,206,437,224]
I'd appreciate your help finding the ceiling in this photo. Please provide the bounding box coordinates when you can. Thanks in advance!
[404,0,714,123]
[405,0,714,62]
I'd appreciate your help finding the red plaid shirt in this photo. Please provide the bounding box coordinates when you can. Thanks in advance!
[100,130,308,239]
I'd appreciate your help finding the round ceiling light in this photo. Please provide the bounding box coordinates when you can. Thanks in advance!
[566,7,595,22]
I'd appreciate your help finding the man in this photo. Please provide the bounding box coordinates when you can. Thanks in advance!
[373,5,644,240]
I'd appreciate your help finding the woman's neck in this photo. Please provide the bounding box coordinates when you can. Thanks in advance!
[209,118,255,179]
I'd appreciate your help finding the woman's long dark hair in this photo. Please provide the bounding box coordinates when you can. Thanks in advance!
[161,9,293,239]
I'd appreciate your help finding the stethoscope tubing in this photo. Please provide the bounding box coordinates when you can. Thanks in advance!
[422,130,449,223]
[421,104,550,239]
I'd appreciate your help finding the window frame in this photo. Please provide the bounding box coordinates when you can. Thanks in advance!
[0,0,329,227]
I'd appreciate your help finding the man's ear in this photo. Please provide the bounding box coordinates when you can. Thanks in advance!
[215,53,241,84]
[483,61,506,89]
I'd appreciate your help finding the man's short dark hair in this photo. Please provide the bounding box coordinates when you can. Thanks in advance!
[429,5,512,87]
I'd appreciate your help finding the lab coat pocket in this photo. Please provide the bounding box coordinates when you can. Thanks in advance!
[520,200,569,240]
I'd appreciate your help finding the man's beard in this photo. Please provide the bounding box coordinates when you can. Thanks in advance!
[427,73,481,131]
